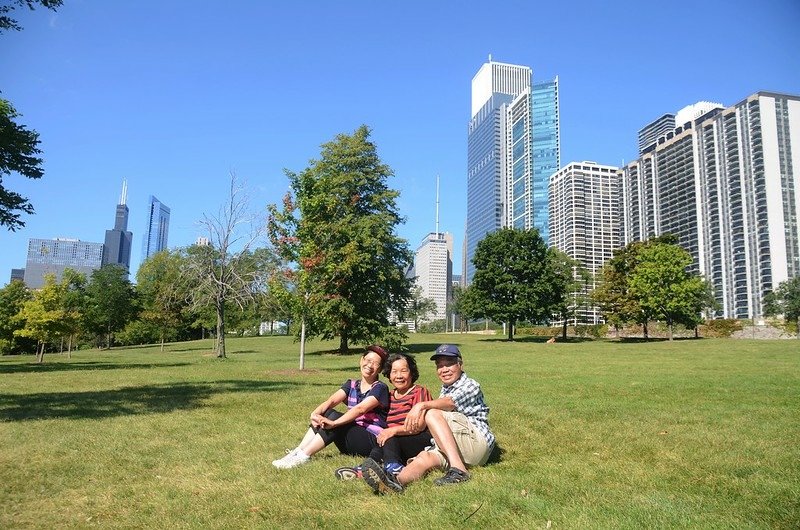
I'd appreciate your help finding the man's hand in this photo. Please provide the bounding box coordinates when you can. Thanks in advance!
[377,427,397,446]
[404,403,427,433]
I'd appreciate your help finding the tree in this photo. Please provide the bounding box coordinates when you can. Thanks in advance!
[0,1,63,33]
[0,98,44,231]
[186,173,266,358]
[592,235,678,338]
[1,1,63,230]
[468,227,562,341]
[401,285,437,333]
[268,125,413,353]
[628,242,710,341]
[549,249,592,340]
[136,249,189,351]
[57,268,87,356]
[84,265,137,349]
[14,274,67,362]
[0,279,33,354]
[764,276,800,338]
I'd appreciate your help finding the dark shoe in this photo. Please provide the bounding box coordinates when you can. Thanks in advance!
[334,466,362,480]
[362,458,403,494]
[434,467,470,486]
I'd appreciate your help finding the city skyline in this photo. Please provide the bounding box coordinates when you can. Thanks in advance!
[1,1,798,286]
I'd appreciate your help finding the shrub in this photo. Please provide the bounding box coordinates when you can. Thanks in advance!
[700,319,743,338]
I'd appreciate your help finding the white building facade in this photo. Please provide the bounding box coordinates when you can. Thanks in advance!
[622,92,800,319]
[549,162,621,324]
[414,232,453,324]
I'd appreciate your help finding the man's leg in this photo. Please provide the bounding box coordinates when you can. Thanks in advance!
[424,409,468,473]
[395,450,441,486]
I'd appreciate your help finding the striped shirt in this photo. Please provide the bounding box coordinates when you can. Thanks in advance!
[386,385,433,427]
[440,372,495,448]
[341,379,389,436]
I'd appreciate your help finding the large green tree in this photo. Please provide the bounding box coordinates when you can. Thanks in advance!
[268,125,412,353]
[764,276,800,338]
[1,1,64,230]
[592,235,678,338]
[628,242,710,340]
[84,265,137,349]
[468,227,562,341]
[136,249,189,351]
[0,279,33,354]
[0,98,43,231]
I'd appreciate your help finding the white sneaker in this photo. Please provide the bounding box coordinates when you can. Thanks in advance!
[272,449,310,469]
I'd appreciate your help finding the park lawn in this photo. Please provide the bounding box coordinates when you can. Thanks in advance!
[0,335,798,529]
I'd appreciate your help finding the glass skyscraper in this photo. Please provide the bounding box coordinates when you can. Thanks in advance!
[141,195,170,262]
[465,59,560,283]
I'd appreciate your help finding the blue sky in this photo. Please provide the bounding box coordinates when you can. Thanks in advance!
[2,0,799,286]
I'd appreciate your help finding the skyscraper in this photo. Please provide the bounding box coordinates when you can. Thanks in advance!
[622,91,800,319]
[414,232,453,324]
[549,161,621,324]
[103,180,133,272]
[23,238,104,289]
[465,58,559,283]
[141,195,170,262]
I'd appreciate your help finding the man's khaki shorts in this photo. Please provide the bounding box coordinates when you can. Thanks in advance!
[426,411,492,468]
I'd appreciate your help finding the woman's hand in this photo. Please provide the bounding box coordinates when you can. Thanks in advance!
[310,412,325,428]
[377,427,397,446]
[316,416,336,430]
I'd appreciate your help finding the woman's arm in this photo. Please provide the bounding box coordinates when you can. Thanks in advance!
[318,395,380,429]
[309,389,347,427]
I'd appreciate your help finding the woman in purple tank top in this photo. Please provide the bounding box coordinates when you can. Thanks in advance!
[271,345,390,470]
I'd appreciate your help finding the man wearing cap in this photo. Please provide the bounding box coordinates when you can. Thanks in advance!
[362,344,495,493]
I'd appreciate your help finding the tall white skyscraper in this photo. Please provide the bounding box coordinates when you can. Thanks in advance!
[549,162,621,324]
[622,91,800,319]
[465,58,559,283]
[414,232,453,324]
[141,195,170,263]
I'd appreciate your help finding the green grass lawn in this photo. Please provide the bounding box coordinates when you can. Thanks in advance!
[1,335,798,529]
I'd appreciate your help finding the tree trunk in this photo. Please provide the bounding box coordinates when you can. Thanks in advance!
[507,321,514,341]
[339,329,349,354]
[36,341,45,364]
[216,298,226,358]
[643,321,649,339]
[67,335,73,359]
[562,319,568,340]
[667,320,674,341]
[160,337,165,352]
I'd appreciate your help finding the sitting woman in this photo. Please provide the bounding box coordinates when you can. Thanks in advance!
[336,352,432,479]
[272,345,390,469]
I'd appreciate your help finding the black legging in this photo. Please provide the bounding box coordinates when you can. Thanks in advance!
[369,429,433,465]
[312,409,378,457]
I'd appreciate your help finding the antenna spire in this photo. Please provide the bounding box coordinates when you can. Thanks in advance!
[435,175,440,235]
[119,179,128,205]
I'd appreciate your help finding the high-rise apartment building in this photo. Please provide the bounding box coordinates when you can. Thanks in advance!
[414,232,453,324]
[638,114,675,155]
[465,59,559,283]
[103,180,133,272]
[23,238,104,289]
[549,162,621,324]
[141,195,170,262]
[622,91,800,319]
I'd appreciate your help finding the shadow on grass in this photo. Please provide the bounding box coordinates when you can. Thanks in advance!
[0,361,193,375]
[615,337,704,343]
[0,379,298,422]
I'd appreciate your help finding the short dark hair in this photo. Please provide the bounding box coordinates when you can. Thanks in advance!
[382,352,420,383]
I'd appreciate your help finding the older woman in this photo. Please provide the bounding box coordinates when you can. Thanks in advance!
[335,352,432,479]
[272,345,390,469]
